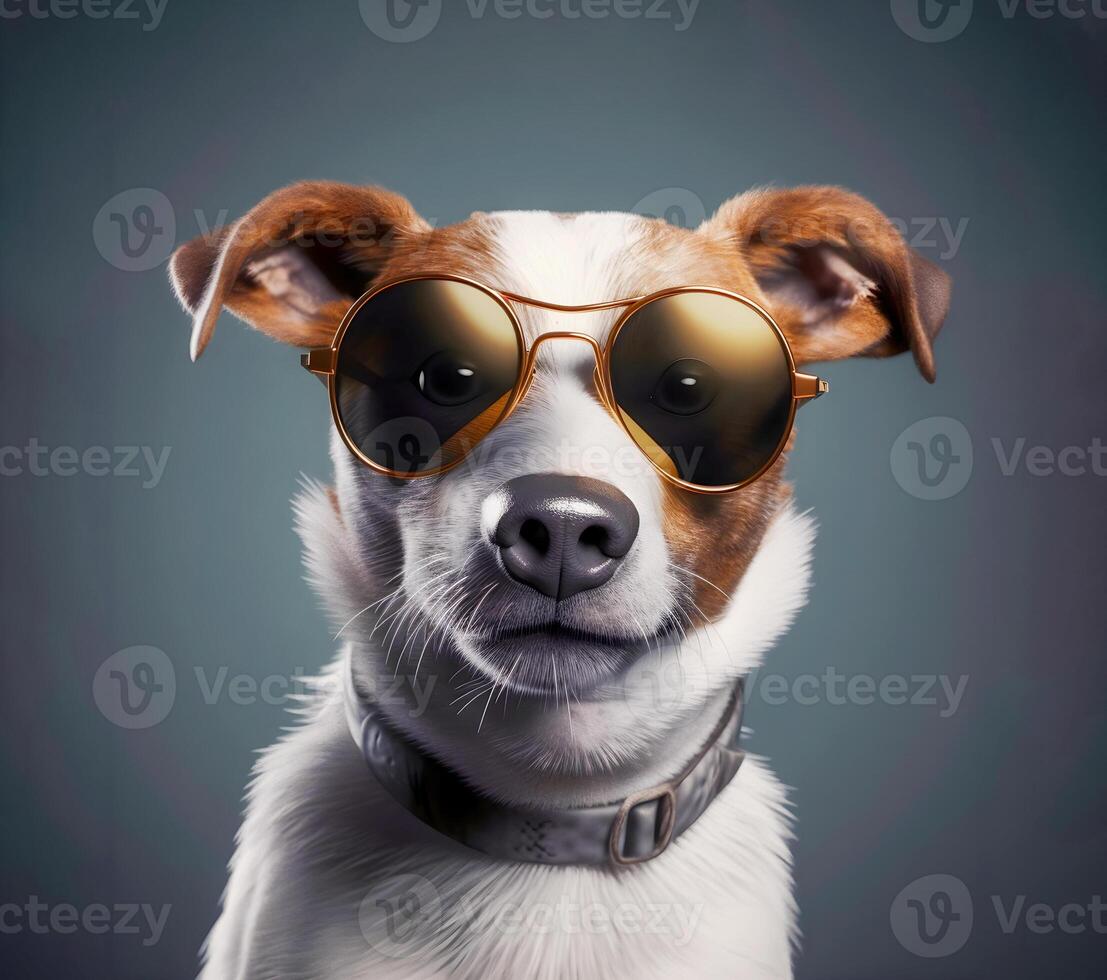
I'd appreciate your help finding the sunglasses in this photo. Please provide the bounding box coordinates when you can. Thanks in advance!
[301,274,829,493]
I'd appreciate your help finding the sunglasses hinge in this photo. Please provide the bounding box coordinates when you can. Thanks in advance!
[301,348,336,376]
[794,373,829,400]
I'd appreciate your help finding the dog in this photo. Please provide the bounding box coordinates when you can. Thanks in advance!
[169,181,950,979]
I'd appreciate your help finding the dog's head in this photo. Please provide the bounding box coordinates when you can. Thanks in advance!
[171,182,949,802]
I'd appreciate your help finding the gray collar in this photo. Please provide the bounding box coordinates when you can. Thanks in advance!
[344,653,746,868]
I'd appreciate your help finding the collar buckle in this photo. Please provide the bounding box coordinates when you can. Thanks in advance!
[608,783,678,867]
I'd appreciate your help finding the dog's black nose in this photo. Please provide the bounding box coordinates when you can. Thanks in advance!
[492,473,640,601]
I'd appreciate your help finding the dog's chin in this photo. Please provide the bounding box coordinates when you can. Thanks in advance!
[457,624,659,699]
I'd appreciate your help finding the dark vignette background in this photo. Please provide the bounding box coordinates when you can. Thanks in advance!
[1,1,1104,977]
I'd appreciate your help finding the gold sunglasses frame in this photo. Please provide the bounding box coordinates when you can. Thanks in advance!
[301,273,828,494]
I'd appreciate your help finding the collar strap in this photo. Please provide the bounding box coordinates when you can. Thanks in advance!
[344,651,745,868]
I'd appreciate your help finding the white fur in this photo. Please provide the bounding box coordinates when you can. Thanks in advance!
[198,212,817,979]
[201,494,813,980]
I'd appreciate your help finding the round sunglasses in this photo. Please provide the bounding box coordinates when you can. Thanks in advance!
[301,274,829,493]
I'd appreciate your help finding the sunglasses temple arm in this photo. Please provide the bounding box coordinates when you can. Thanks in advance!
[794,373,829,401]
[301,348,337,388]
[303,352,386,391]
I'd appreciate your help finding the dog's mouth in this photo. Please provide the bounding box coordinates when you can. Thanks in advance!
[394,551,682,701]
[458,614,679,699]
[486,621,643,647]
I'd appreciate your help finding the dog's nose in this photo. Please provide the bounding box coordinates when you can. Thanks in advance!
[492,473,640,601]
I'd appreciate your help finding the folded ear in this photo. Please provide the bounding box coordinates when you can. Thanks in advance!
[700,186,952,382]
[169,181,430,360]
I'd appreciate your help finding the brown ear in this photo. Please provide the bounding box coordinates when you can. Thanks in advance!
[169,181,430,360]
[701,186,952,382]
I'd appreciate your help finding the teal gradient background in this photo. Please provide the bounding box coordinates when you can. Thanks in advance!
[1,1,1104,976]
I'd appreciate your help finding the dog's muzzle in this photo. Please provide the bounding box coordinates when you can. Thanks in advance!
[492,473,640,601]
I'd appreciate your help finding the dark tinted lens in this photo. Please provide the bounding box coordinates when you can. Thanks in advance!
[334,279,522,474]
[609,292,793,488]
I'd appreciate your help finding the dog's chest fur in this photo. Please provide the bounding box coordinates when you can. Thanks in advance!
[202,707,795,980]
[198,491,814,980]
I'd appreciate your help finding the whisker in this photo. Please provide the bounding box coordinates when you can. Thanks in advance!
[334,588,399,640]
[453,681,495,714]
[672,564,733,602]
[493,619,522,709]
[476,685,496,733]
[462,582,498,633]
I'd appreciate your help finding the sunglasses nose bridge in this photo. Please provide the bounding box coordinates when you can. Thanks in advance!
[521,331,605,385]
[515,332,615,416]
[525,331,604,366]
